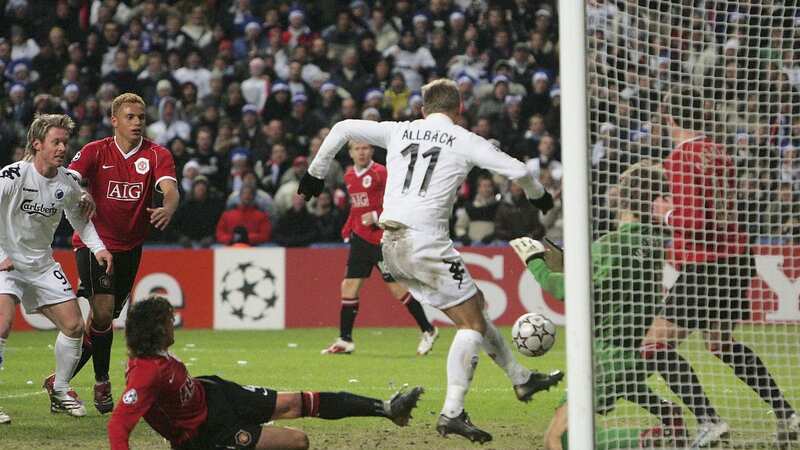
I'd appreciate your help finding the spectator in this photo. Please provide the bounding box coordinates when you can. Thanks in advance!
[314,189,345,243]
[454,175,500,245]
[237,104,266,156]
[370,8,399,52]
[260,143,290,196]
[274,156,309,216]
[216,185,271,246]
[147,97,191,146]
[494,182,546,241]
[384,72,411,120]
[285,94,321,149]
[193,128,224,188]
[174,50,212,99]
[477,75,510,120]
[261,82,291,123]
[182,6,213,49]
[227,171,276,221]
[323,10,361,60]
[175,176,224,248]
[9,25,39,61]
[526,134,562,181]
[241,57,270,112]
[331,48,369,102]
[273,193,319,247]
[382,29,436,92]
[522,71,552,117]
[103,50,138,95]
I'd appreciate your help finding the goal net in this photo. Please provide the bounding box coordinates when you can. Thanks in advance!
[582,1,800,448]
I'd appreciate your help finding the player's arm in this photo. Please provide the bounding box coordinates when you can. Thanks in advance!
[300,120,394,198]
[469,137,553,213]
[63,178,113,272]
[0,175,14,271]
[510,237,566,299]
[661,149,706,233]
[108,363,160,450]
[148,178,179,230]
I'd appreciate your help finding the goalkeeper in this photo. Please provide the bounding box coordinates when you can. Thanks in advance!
[510,161,687,450]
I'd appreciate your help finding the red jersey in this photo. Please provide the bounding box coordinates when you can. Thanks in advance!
[108,353,208,450]
[68,137,177,251]
[663,135,748,267]
[342,162,386,245]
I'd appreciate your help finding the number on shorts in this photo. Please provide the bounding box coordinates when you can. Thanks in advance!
[53,270,68,285]
[400,143,441,197]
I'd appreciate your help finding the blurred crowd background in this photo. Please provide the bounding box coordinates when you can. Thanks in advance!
[0,0,797,248]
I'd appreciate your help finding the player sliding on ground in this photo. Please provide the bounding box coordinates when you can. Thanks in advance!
[511,161,688,450]
[322,141,438,356]
[0,114,113,419]
[298,78,563,444]
[108,295,424,450]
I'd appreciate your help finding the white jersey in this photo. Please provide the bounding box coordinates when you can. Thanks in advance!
[0,161,105,272]
[309,114,545,231]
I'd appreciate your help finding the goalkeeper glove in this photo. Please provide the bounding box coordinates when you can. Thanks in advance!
[529,191,554,214]
[510,237,546,265]
[297,173,325,199]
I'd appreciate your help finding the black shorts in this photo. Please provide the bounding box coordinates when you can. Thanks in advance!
[661,253,754,330]
[177,375,278,450]
[345,233,394,282]
[75,245,142,319]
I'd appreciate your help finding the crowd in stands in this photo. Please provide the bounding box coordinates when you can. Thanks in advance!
[586,0,800,242]
[0,0,797,247]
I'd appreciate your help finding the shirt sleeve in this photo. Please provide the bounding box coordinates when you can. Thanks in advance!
[308,120,395,179]
[0,170,15,262]
[664,148,706,235]
[108,362,160,450]
[67,143,96,181]
[527,259,565,300]
[154,148,178,191]
[468,136,545,199]
[63,176,106,254]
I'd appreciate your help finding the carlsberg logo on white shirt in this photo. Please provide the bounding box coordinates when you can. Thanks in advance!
[20,199,58,217]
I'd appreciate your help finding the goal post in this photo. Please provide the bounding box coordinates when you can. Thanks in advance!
[559,1,597,450]
[561,0,800,448]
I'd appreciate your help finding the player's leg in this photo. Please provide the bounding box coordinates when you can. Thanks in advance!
[0,293,15,370]
[39,298,87,416]
[0,294,16,425]
[254,426,309,450]
[477,303,562,401]
[270,388,423,425]
[384,278,437,355]
[323,236,373,354]
[704,254,798,429]
[321,277,364,354]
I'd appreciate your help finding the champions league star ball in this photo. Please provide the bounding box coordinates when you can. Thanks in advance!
[511,313,556,357]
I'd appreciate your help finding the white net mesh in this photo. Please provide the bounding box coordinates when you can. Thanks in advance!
[585,1,800,448]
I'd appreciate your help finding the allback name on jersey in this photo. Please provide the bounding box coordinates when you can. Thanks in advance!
[400,129,457,147]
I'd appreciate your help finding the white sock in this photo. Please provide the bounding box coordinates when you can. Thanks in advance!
[482,311,531,386]
[0,337,6,369]
[442,329,483,418]
[54,333,82,392]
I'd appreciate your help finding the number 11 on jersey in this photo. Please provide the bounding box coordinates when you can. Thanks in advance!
[401,143,441,197]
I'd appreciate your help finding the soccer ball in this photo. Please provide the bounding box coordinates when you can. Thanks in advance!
[511,313,556,357]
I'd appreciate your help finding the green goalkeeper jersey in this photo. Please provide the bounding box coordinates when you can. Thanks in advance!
[527,222,664,352]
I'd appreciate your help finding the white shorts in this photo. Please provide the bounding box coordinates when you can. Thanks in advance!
[381,228,478,310]
[0,262,75,313]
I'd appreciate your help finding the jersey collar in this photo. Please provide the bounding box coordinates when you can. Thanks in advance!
[114,136,144,159]
[354,160,374,177]
[426,112,454,124]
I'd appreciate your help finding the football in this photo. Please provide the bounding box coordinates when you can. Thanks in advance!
[511,313,557,357]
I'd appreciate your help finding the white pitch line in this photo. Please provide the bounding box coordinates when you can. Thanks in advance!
[0,390,46,400]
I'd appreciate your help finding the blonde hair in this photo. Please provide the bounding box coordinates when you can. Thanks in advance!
[111,92,146,117]
[421,79,461,115]
[25,114,75,161]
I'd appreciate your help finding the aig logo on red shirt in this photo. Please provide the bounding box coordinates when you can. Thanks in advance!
[350,192,370,208]
[107,181,144,201]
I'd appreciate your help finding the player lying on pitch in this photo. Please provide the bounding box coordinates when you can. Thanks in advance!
[510,161,688,449]
[108,295,423,450]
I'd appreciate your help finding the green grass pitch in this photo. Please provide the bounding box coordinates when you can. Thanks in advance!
[0,325,798,449]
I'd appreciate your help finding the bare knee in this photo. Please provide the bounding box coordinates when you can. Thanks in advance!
[61,317,85,338]
[90,295,115,329]
[293,432,310,450]
[340,279,361,299]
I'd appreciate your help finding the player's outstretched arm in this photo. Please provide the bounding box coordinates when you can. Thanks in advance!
[301,120,394,200]
[64,180,108,258]
[467,136,553,213]
[510,237,565,299]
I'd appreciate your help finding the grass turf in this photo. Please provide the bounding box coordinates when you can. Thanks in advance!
[0,325,797,449]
